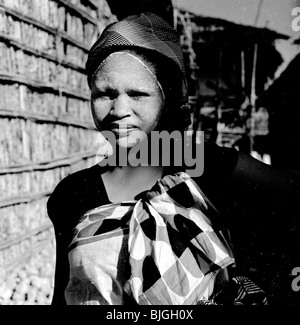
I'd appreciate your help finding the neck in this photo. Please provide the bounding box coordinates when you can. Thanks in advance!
[106,164,164,180]
[101,164,165,202]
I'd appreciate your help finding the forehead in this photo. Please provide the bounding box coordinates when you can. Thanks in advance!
[93,52,159,90]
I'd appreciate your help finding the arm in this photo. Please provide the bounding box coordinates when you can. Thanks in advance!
[46,165,108,305]
[47,188,73,306]
[50,228,70,305]
[227,152,300,304]
[198,142,300,303]
[229,151,300,231]
[46,171,85,305]
[195,141,300,238]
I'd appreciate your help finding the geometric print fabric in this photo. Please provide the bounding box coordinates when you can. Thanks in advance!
[66,172,236,304]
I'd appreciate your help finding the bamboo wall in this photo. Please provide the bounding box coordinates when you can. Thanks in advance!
[0,0,114,305]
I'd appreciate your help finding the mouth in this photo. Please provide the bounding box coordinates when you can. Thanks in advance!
[108,125,138,138]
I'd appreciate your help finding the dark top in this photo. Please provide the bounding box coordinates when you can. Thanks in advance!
[47,142,300,305]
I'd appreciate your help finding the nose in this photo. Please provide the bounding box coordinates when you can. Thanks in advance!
[110,94,131,118]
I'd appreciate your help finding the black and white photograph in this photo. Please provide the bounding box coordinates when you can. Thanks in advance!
[0,0,300,312]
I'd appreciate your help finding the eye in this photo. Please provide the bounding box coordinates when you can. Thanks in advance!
[100,90,116,100]
[128,90,150,99]
[93,89,117,100]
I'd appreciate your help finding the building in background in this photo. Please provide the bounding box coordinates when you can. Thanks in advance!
[0,0,114,305]
[257,37,300,171]
[174,8,288,159]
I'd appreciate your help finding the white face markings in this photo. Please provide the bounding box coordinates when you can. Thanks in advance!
[91,52,165,148]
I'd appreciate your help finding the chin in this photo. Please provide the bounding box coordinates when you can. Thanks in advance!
[116,138,136,149]
[117,131,148,148]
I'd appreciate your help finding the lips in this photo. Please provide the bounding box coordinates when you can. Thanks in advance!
[107,124,138,138]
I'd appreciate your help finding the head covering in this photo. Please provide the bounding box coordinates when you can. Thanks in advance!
[95,51,166,100]
[86,12,188,100]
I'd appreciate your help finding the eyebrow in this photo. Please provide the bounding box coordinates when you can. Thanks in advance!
[92,82,155,94]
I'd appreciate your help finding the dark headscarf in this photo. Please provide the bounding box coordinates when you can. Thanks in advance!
[86,12,191,130]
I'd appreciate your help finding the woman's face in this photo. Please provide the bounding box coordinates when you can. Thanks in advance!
[90,52,165,148]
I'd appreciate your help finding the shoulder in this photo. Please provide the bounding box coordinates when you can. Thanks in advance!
[204,141,238,171]
[48,164,101,200]
[47,164,108,231]
[194,141,239,185]
[186,141,238,208]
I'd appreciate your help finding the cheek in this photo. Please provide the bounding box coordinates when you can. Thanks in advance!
[142,97,165,126]
[91,99,109,123]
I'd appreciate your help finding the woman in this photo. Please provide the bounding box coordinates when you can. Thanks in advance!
[47,12,300,305]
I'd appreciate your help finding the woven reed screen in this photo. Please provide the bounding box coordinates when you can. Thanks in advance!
[0,0,114,305]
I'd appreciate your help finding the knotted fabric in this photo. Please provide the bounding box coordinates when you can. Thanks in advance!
[65,172,235,305]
